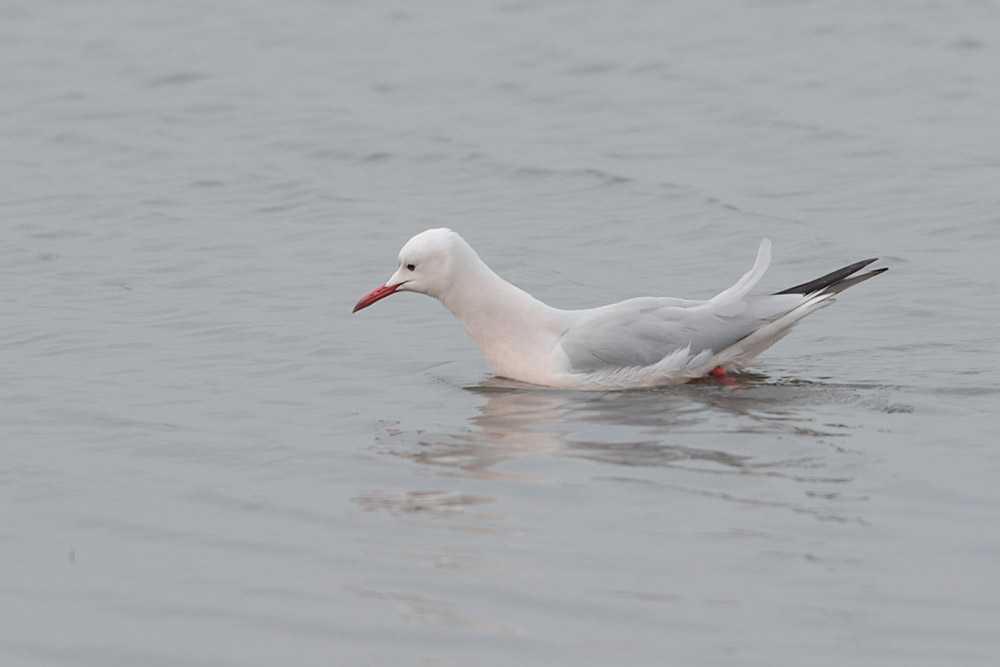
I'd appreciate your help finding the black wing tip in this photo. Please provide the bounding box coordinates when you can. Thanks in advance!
[775,258,887,296]
[823,266,888,295]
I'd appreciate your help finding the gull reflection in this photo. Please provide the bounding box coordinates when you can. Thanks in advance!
[363,374,882,526]
[378,374,867,482]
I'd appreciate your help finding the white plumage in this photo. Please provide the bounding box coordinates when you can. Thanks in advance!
[353,228,886,389]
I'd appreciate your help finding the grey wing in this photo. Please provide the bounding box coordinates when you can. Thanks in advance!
[557,239,793,372]
[558,295,804,373]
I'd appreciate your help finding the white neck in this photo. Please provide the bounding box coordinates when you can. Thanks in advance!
[438,253,568,383]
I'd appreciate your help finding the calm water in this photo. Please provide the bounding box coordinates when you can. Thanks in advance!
[3,1,1000,665]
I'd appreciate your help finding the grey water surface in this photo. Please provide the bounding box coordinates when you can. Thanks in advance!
[3,1,1000,665]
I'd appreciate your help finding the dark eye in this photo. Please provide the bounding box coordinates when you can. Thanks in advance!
[406,263,415,271]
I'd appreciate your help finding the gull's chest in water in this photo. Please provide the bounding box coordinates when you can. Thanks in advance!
[469,318,568,385]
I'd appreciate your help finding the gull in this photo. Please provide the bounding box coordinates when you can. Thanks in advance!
[353,228,887,389]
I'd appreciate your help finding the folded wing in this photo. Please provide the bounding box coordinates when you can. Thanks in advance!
[558,240,795,372]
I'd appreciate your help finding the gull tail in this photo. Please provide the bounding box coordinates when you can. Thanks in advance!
[706,254,888,376]
[774,258,888,296]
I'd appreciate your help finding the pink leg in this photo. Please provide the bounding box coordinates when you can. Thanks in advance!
[708,365,736,385]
